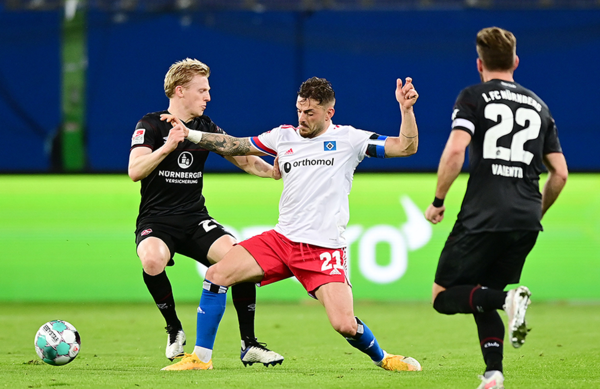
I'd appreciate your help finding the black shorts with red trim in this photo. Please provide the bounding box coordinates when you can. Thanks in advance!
[135,213,233,267]
[434,222,539,290]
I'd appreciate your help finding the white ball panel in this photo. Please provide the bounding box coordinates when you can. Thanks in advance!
[54,355,72,365]
[62,330,76,343]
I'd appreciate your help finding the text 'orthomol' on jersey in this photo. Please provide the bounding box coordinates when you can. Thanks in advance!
[451,79,563,232]
[130,111,225,224]
[251,123,388,248]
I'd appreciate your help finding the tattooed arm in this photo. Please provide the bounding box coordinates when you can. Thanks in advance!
[193,133,264,156]
[160,114,267,156]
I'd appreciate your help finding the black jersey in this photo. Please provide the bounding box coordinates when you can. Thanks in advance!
[130,110,225,225]
[451,79,562,232]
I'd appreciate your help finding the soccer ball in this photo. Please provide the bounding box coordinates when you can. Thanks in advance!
[34,320,81,365]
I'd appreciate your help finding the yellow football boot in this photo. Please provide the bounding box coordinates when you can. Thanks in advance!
[161,352,213,371]
[378,351,422,371]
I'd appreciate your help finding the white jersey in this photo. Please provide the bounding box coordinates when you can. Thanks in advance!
[251,123,388,248]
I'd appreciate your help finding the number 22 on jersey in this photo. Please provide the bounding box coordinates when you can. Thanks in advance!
[483,103,541,165]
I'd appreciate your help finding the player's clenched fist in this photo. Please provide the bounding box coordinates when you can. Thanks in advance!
[161,113,191,151]
[425,203,445,224]
[396,77,419,109]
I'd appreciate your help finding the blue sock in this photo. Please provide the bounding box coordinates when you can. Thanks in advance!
[195,280,228,349]
[345,317,385,362]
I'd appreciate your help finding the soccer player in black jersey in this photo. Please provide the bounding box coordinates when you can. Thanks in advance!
[425,27,568,389]
[128,58,283,366]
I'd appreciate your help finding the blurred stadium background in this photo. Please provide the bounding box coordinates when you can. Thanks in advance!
[1,0,599,303]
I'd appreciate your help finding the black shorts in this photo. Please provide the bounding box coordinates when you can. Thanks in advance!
[135,213,233,267]
[434,222,539,290]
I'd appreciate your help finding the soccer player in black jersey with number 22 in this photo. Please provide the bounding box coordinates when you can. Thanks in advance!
[128,58,283,367]
[425,27,568,389]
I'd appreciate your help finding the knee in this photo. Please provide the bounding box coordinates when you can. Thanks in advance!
[331,317,358,338]
[140,254,167,276]
[205,265,232,287]
[205,266,218,283]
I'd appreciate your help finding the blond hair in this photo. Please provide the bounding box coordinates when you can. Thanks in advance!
[476,27,517,71]
[164,58,210,98]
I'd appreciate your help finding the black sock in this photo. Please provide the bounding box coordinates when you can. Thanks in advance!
[433,286,507,314]
[143,270,181,330]
[475,311,504,373]
[231,282,256,342]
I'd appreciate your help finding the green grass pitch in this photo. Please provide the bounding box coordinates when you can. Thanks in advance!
[1,174,599,387]
[1,301,599,388]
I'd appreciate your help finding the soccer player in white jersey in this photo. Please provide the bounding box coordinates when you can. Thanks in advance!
[159,76,421,371]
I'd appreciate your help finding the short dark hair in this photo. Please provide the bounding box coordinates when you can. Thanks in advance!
[298,77,336,106]
[476,27,516,71]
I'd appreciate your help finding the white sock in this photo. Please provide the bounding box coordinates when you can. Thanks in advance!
[193,346,213,363]
[484,370,503,379]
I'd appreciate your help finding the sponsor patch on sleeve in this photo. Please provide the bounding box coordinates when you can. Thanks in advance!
[131,128,145,146]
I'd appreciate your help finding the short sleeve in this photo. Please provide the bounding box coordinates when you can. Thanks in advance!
[543,118,563,155]
[250,126,283,156]
[343,126,384,159]
[130,119,158,150]
[451,88,477,135]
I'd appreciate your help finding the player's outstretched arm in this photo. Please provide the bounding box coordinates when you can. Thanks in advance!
[384,77,419,158]
[425,130,471,224]
[541,152,568,218]
[193,132,257,156]
[225,155,281,179]
[160,114,265,156]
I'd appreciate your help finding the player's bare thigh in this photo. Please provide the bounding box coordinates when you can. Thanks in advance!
[205,244,264,286]
[137,237,171,275]
[315,282,357,337]
[206,234,237,265]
